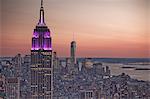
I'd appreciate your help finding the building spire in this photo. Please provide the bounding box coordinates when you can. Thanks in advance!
[72,32,76,42]
[73,32,75,41]
[41,0,43,8]
[38,0,45,25]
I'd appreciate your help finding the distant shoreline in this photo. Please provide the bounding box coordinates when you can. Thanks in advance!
[121,66,135,69]
[121,66,150,71]
[135,68,150,71]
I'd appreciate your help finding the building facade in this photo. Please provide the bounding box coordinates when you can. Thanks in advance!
[30,0,53,98]
[80,90,94,99]
[12,54,22,77]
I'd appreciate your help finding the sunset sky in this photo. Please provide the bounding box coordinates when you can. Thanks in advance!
[0,0,150,57]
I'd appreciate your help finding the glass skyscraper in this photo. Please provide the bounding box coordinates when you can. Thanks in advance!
[71,41,76,64]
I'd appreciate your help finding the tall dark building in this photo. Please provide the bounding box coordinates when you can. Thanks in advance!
[12,54,22,77]
[30,0,53,98]
[70,41,76,64]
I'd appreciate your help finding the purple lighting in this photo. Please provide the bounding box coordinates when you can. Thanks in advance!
[43,47,52,50]
[43,38,52,50]
[31,47,40,50]
[31,0,52,51]
[44,32,50,38]
[31,30,52,51]
[33,31,39,38]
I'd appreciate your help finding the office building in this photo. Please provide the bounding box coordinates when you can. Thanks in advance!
[30,0,53,98]
[70,41,76,64]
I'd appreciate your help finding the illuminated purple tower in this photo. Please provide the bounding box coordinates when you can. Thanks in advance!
[31,0,51,51]
[30,0,53,99]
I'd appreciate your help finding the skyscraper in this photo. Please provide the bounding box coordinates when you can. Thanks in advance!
[30,0,53,98]
[70,41,76,64]
[12,54,22,77]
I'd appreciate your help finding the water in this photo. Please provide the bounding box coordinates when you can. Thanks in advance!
[77,58,150,81]
[103,63,150,81]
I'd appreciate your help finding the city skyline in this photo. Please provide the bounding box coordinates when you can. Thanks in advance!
[1,0,150,58]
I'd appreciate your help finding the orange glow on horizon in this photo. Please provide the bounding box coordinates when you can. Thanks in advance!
[1,0,149,58]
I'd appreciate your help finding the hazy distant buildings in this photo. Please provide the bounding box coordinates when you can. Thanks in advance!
[0,73,6,99]
[20,55,31,99]
[78,62,82,71]
[6,77,20,99]
[84,58,93,69]
[80,90,94,99]
[105,66,111,77]
[12,54,22,77]
[0,56,150,99]
[30,0,53,98]
[0,55,22,99]
[53,52,60,71]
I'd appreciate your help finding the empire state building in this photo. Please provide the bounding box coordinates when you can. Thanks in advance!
[30,0,53,98]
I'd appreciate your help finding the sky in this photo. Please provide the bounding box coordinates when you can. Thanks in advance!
[0,0,150,58]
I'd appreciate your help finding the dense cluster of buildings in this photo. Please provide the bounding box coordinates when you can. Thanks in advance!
[0,52,150,99]
[0,0,150,99]
[53,56,150,99]
[0,55,30,99]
